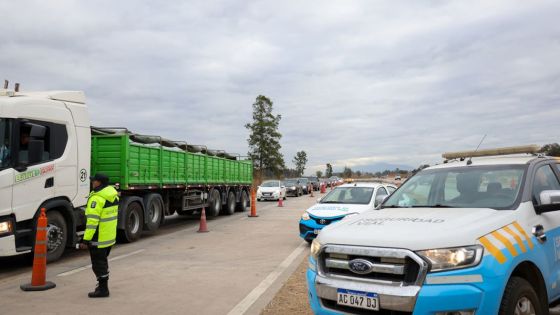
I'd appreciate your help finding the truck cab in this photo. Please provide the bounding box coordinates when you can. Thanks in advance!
[0,89,91,261]
[307,145,560,314]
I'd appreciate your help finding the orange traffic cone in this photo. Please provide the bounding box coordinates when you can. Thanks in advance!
[21,208,56,291]
[278,197,283,207]
[248,187,259,217]
[320,183,326,194]
[197,207,209,233]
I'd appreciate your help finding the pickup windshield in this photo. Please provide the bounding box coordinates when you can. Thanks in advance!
[284,180,297,186]
[382,165,526,210]
[320,187,374,205]
[0,119,11,170]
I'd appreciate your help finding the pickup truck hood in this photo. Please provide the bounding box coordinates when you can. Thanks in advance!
[318,207,514,251]
[307,204,372,218]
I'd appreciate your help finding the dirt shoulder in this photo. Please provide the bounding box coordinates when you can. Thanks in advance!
[261,254,313,315]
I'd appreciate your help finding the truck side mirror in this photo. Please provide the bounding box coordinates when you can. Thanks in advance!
[535,190,560,214]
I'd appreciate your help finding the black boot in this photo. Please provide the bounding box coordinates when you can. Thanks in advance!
[88,278,109,298]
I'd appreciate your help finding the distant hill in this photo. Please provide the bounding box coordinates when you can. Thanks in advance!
[337,162,413,173]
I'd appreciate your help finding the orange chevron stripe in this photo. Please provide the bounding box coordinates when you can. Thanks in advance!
[503,226,527,253]
[479,236,507,264]
[512,221,534,250]
[491,231,519,257]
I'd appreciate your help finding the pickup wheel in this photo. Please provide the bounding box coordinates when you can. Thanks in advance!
[206,189,221,217]
[143,193,163,231]
[223,191,236,215]
[117,201,143,243]
[499,276,544,315]
[236,190,248,212]
[45,211,67,263]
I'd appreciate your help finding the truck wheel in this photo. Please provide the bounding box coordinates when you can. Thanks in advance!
[143,194,163,232]
[499,276,544,315]
[45,211,67,263]
[223,191,236,215]
[236,190,248,212]
[118,201,143,243]
[206,190,221,217]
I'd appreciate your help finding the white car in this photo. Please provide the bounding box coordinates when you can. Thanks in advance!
[257,180,286,201]
[299,182,395,243]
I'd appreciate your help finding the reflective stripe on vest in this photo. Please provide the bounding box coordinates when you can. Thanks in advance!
[91,239,116,247]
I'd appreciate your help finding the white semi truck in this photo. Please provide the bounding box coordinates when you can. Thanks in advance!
[308,145,560,314]
[0,87,252,262]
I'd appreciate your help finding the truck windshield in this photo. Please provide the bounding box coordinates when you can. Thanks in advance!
[382,165,526,210]
[320,187,374,205]
[0,118,11,170]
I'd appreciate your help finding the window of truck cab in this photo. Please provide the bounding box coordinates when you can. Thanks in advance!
[12,119,68,168]
[0,118,13,170]
[382,165,527,210]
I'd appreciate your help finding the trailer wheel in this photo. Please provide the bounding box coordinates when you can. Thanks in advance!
[236,190,248,212]
[223,191,236,215]
[45,211,67,263]
[207,189,221,217]
[143,193,163,232]
[499,276,544,315]
[118,201,143,243]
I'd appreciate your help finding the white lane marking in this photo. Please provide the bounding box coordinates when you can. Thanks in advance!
[57,249,145,277]
[226,242,307,315]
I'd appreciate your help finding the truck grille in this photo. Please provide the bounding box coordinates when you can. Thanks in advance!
[318,245,427,286]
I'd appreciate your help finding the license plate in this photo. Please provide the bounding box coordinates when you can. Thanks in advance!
[337,289,379,311]
[313,229,320,235]
[263,193,271,196]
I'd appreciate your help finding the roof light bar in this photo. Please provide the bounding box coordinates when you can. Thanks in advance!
[442,145,541,160]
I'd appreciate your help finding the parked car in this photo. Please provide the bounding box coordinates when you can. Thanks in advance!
[307,176,320,191]
[299,182,395,243]
[394,175,402,180]
[256,180,286,201]
[283,178,303,197]
[299,177,312,194]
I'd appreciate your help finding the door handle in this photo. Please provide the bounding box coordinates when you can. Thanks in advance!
[532,225,546,244]
[45,177,54,188]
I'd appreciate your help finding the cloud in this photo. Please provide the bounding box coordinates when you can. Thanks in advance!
[1,0,559,175]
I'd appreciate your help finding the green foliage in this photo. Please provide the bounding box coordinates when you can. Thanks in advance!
[316,170,323,178]
[541,143,560,156]
[325,163,333,177]
[245,95,285,178]
[292,150,308,176]
[342,166,353,178]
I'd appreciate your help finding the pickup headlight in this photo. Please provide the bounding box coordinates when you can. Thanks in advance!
[301,212,310,220]
[291,186,296,190]
[417,245,483,272]
[0,219,13,236]
[311,239,322,259]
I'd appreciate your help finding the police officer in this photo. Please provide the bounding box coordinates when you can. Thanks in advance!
[79,173,119,298]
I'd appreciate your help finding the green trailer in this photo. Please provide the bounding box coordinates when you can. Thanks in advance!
[90,128,253,242]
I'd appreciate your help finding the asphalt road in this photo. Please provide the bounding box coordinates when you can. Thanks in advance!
[0,192,319,315]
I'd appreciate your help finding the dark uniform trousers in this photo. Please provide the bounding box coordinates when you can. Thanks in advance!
[89,246,112,279]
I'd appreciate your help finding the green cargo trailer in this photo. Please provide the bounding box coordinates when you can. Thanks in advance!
[90,128,253,243]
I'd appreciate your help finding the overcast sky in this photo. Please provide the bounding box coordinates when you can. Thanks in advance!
[2,1,559,174]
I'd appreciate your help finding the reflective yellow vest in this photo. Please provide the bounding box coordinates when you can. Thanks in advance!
[83,185,119,248]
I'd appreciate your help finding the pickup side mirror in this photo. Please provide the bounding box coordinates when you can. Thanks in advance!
[316,198,322,203]
[535,190,560,214]
[374,195,388,207]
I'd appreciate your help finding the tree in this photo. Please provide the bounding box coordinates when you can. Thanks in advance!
[316,170,323,178]
[292,150,308,176]
[245,95,285,179]
[355,170,362,178]
[342,166,353,178]
[541,143,560,156]
[326,163,333,177]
